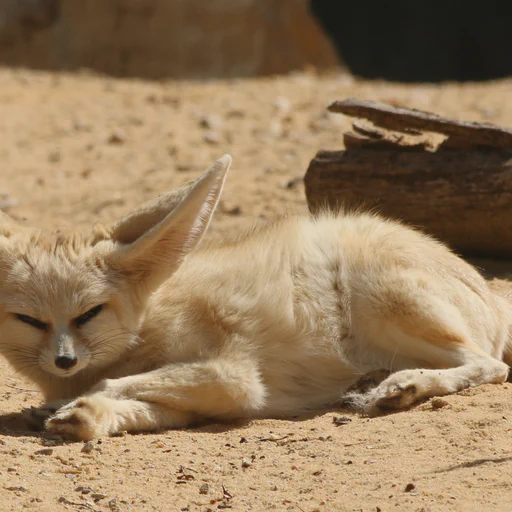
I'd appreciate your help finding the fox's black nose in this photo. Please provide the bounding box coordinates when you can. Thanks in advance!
[55,356,78,370]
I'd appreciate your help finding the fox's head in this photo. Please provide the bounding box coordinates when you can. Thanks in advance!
[0,156,231,392]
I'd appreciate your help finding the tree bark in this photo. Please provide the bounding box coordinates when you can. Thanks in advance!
[305,149,512,258]
[329,98,512,149]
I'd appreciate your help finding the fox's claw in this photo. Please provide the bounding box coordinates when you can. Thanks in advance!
[22,406,57,431]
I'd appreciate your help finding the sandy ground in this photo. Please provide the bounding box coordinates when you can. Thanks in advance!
[0,68,512,512]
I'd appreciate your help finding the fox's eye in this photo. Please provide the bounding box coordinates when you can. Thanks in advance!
[74,304,104,328]
[15,314,49,331]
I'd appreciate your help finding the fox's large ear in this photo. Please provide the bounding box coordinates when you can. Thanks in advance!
[0,211,18,234]
[108,155,231,287]
[0,213,22,272]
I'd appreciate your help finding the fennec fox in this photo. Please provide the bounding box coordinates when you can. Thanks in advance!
[0,155,510,440]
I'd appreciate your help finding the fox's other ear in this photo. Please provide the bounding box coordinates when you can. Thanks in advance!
[0,211,18,254]
[0,211,18,235]
[108,155,232,287]
[0,213,23,275]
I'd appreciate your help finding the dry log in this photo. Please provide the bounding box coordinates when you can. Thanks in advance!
[305,148,512,258]
[304,99,512,258]
[306,149,512,258]
[305,99,512,258]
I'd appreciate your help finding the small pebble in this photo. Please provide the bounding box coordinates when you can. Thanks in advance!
[241,458,251,468]
[34,448,54,456]
[199,483,209,494]
[91,493,108,500]
[273,96,291,114]
[108,129,126,144]
[281,177,303,190]
[203,131,222,145]
[48,150,61,163]
[108,498,121,511]
[199,114,223,130]
[72,116,90,131]
[226,107,245,118]
[333,416,352,426]
[81,441,95,454]
[431,397,449,409]
[75,486,92,495]
[224,205,242,216]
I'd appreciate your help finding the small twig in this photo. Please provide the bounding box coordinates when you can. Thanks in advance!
[258,435,291,442]
[343,441,367,447]
[5,384,38,393]
[222,483,233,500]
[57,496,95,511]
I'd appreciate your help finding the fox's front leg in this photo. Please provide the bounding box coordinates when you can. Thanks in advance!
[46,359,266,440]
[46,395,194,440]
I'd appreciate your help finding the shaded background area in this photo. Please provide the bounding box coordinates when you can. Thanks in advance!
[0,0,340,79]
[2,0,512,82]
[311,0,512,82]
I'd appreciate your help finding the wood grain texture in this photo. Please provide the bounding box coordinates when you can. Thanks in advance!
[305,149,512,258]
[329,99,512,149]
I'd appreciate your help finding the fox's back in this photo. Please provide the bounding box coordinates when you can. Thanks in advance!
[150,213,499,355]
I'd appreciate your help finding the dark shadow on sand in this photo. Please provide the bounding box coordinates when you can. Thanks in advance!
[0,410,47,439]
[432,456,512,474]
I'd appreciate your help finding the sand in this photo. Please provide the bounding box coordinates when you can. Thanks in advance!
[0,67,511,512]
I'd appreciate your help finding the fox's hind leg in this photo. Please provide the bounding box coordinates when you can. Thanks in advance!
[348,278,509,415]
[363,345,508,414]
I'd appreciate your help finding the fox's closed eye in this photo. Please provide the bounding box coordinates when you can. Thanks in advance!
[15,314,49,331]
[74,304,104,328]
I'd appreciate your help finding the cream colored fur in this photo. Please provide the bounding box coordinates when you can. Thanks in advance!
[0,155,510,440]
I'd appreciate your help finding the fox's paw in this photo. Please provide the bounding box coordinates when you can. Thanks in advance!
[366,370,429,415]
[46,396,115,441]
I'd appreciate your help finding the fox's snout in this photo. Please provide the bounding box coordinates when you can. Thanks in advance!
[48,331,83,374]
[54,355,78,370]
